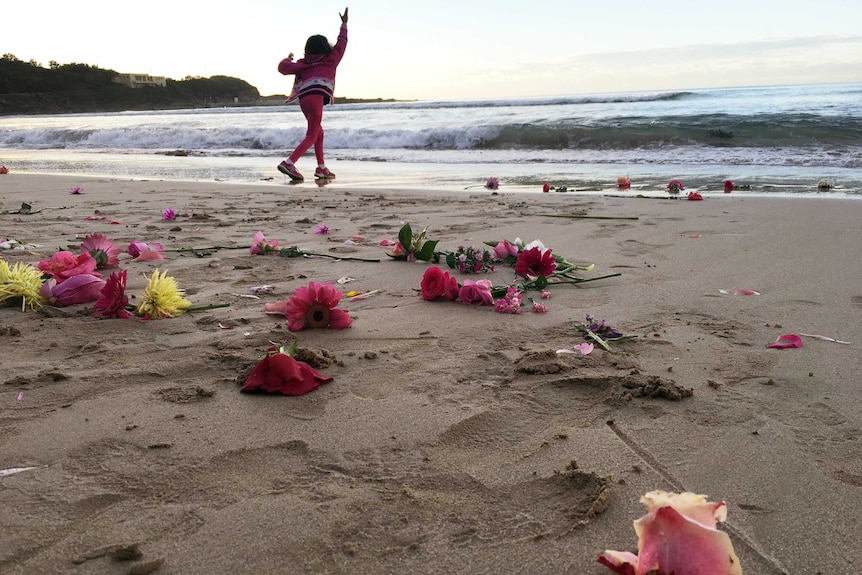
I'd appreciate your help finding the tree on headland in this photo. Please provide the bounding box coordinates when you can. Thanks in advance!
[0,57,261,115]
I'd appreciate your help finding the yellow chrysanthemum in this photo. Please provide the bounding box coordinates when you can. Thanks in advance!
[136,269,191,319]
[0,259,46,311]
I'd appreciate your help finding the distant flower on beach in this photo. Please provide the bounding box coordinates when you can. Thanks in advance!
[285,282,352,331]
[514,246,557,278]
[667,179,684,194]
[577,314,627,352]
[80,233,120,269]
[598,490,742,575]
[541,289,551,299]
[314,222,330,235]
[531,301,547,313]
[485,177,499,190]
[136,269,192,319]
[617,176,631,190]
[687,191,703,201]
[162,208,177,221]
[250,231,279,255]
[128,240,165,261]
[421,266,459,301]
[459,278,494,306]
[542,182,550,193]
[0,166,8,174]
[69,186,84,195]
[241,341,333,396]
[37,251,99,284]
[724,179,734,193]
[40,274,106,307]
[817,179,833,191]
[494,286,523,314]
[768,333,803,349]
[93,270,133,319]
[0,259,45,311]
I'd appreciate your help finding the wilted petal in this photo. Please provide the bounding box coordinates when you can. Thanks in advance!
[262,301,289,316]
[768,334,803,349]
[49,274,106,306]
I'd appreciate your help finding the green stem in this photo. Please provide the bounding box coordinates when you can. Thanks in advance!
[301,252,380,263]
[583,327,612,352]
[166,245,250,252]
[185,303,231,312]
[552,272,622,284]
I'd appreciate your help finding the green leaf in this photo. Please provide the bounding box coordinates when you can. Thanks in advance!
[398,223,413,252]
[534,275,549,290]
[417,240,439,261]
[445,252,456,269]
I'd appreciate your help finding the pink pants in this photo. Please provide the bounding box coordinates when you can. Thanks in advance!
[289,94,325,165]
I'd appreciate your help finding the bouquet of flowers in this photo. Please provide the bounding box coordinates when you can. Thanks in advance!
[444,245,496,274]
[385,223,438,262]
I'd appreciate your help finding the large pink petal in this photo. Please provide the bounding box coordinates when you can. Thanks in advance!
[133,249,165,262]
[635,505,742,575]
[768,334,803,349]
[51,274,106,306]
[328,308,353,329]
[597,551,639,575]
[262,301,289,316]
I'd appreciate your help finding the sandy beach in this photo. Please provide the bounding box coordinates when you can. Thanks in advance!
[2,173,861,574]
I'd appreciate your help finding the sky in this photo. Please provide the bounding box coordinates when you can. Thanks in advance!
[5,1,862,100]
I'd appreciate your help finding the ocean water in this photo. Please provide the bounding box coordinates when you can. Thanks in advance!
[0,83,860,196]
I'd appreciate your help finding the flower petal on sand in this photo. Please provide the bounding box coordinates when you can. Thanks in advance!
[768,334,803,348]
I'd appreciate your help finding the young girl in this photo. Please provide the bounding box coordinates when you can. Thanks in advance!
[277,7,349,182]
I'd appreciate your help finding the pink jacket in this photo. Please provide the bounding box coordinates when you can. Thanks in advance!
[278,24,347,104]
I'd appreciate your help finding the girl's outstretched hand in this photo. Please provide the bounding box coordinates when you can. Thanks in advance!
[340,7,348,24]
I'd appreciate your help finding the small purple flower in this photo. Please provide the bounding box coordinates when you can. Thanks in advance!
[69,186,84,195]
[314,222,330,235]
[162,208,177,221]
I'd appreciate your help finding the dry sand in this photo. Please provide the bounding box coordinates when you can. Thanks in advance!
[1,173,861,575]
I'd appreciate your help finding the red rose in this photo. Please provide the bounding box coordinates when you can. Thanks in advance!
[420,267,446,300]
[241,350,332,396]
[514,246,556,277]
[443,271,460,301]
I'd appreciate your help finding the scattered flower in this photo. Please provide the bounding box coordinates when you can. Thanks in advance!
[250,231,280,255]
[514,246,557,278]
[421,267,460,301]
[732,289,760,296]
[0,259,46,311]
[40,274,106,307]
[93,270,133,318]
[0,166,8,174]
[459,278,494,306]
[541,289,551,299]
[241,341,333,396]
[577,314,626,352]
[136,269,192,319]
[314,222,330,235]
[484,177,499,190]
[128,240,165,261]
[250,284,275,293]
[687,191,703,201]
[445,245,496,273]
[542,182,550,193]
[494,286,523,314]
[531,301,547,313]
[768,334,803,349]
[385,223,438,262]
[285,282,352,331]
[17,392,23,400]
[80,233,120,269]
[493,240,519,262]
[162,208,177,220]
[69,186,84,195]
[724,179,734,193]
[37,251,99,283]
[667,179,684,194]
[617,176,631,190]
[598,490,742,575]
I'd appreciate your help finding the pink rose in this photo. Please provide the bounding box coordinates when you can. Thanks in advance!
[442,272,460,301]
[37,251,99,283]
[40,274,106,306]
[459,279,494,306]
[493,240,519,260]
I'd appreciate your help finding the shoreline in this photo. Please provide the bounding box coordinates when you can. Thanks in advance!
[2,173,861,574]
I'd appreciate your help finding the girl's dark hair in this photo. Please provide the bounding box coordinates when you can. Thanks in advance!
[305,35,333,56]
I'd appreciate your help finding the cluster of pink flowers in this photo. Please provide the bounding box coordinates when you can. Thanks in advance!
[250,231,279,255]
[494,286,522,314]
[421,267,548,313]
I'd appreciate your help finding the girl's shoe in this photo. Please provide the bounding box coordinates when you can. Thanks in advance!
[314,167,336,179]
[278,161,303,181]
